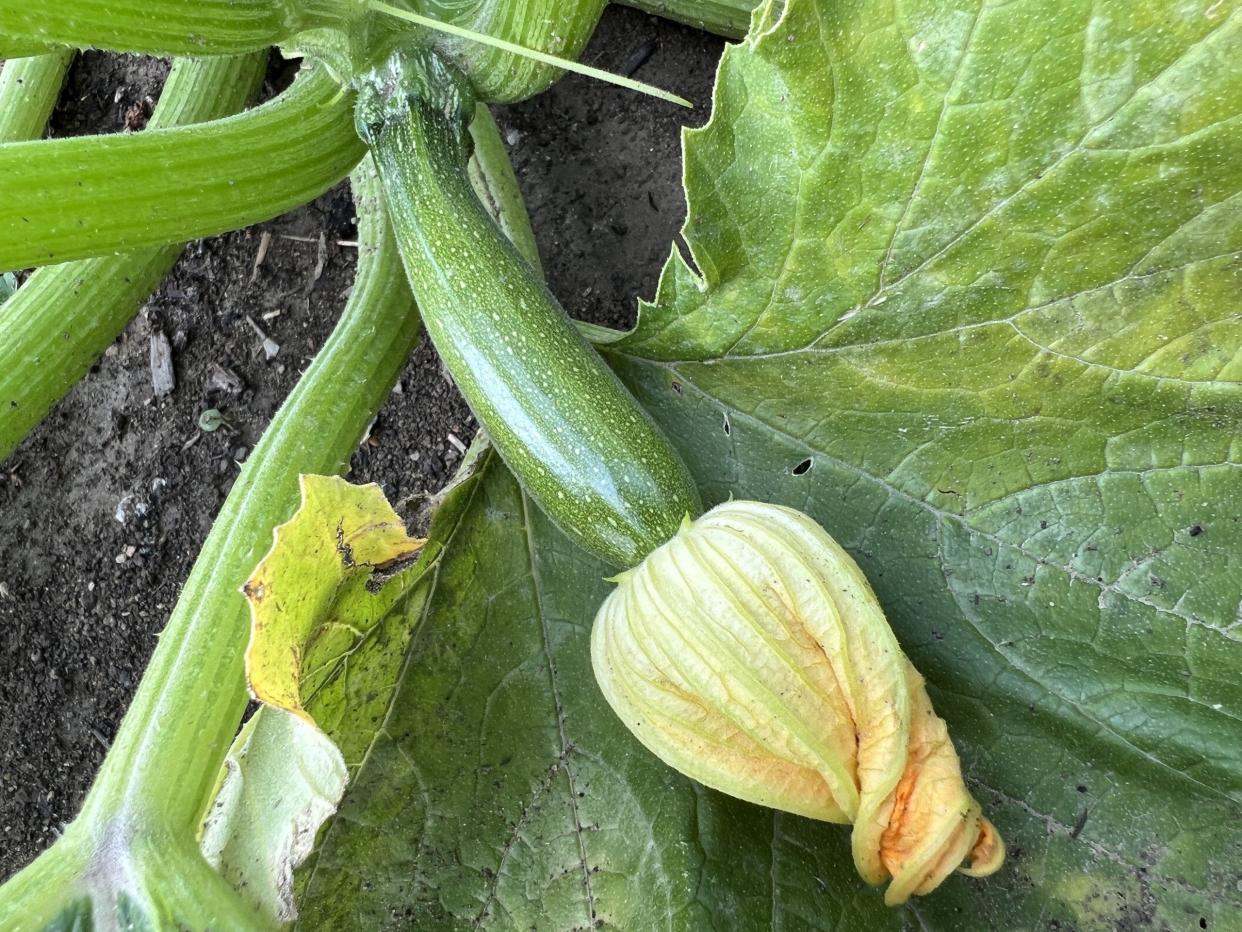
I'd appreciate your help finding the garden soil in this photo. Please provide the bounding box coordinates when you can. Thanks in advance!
[0,8,723,879]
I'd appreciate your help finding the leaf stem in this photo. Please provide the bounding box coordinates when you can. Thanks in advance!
[0,53,267,463]
[0,50,73,142]
[617,0,757,38]
[75,155,419,837]
[0,63,363,272]
[0,0,354,56]
[466,107,542,273]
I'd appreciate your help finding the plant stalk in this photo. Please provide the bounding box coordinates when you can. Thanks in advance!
[0,0,353,56]
[0,50,73,142]
[466,106,542,273]
[0,53,267,463]
[69,157,418,838]
[0,63,363,272]
[617,0,756,38]
[0,39,62,58]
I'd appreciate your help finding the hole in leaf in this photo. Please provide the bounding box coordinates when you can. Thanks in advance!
[792,458,812,476]
[674,233,703,279]
[722,414,731,436]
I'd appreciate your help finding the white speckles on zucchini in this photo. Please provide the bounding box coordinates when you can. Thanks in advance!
[356,49,702,568]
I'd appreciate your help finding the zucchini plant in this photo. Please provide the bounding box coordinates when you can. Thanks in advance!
[0,1,749,927]
[353,45,1003,908]
[2,0,1241,929]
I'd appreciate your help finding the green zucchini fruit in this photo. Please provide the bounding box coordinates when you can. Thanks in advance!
[356,47,702,569]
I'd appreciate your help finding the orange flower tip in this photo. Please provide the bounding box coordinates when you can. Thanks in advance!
[958,817,1005,878]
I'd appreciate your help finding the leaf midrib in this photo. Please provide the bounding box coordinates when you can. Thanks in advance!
[620,360,1240,810]
[518,488,599,930]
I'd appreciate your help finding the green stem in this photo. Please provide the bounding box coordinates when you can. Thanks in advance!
[0,53,266,463]
[0,39,62,58]
[67,153,417,841]
[0,63,363,272]
[466,106,542,273]
[0,50,73,142]
[0,0,352,56]
[617,0,756,38]
[370,1,686,107]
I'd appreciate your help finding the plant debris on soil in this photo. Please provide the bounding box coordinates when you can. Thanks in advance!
[0,8,724,879]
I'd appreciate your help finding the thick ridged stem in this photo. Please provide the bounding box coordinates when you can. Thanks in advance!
[416,0,607,103]
[0,40,59,58]
[0,53,266,463]
[0,160,414,921]
[0,50,73,142]
[618,0,756,38]
[73,155,418,837]
[0,0,353,56]
[0,64,364,271]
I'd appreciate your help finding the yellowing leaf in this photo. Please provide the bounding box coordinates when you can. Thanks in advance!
[244,474,426,724]
[199,475,428,922]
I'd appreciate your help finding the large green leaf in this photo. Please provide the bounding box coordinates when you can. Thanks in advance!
[298,0,1242,927]
[296,448,900,929]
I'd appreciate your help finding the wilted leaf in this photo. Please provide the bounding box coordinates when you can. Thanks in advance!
[244,475,425,732]
[298,0,1242,927]
[201,709,347,924]
[201,476,427,922]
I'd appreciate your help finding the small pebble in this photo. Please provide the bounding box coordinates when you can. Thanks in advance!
[149,331,175,397]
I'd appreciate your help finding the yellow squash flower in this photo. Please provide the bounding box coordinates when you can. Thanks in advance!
[591,501,1004,905]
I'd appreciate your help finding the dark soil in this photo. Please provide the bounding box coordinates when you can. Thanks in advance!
[0,8,723,880]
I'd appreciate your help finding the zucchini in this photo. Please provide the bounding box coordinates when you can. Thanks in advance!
[356,48,701,569]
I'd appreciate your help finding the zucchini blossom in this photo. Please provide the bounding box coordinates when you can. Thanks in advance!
[591,501,1004,905]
